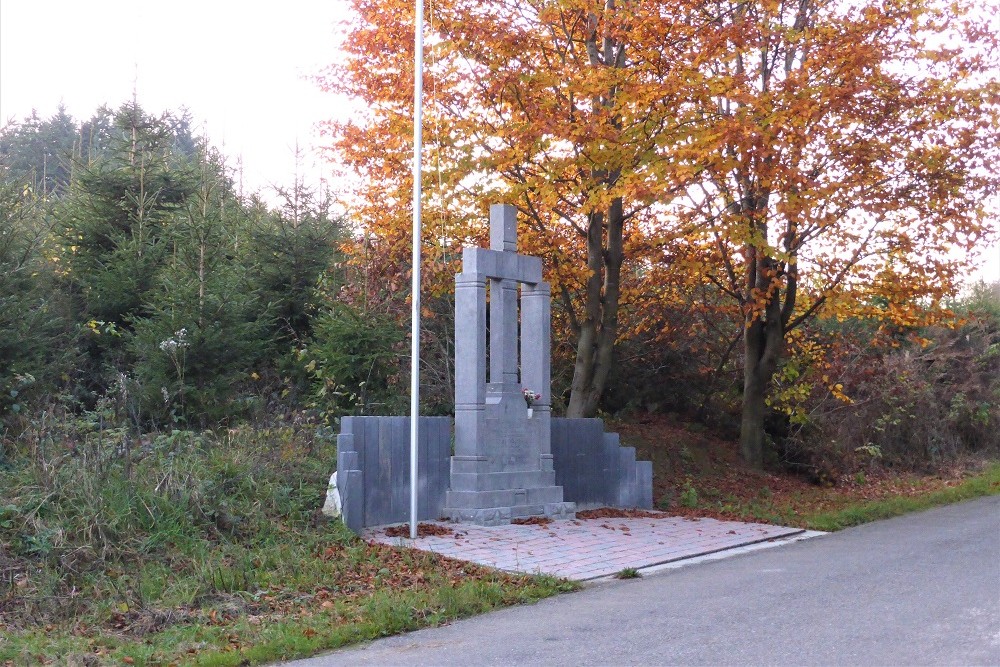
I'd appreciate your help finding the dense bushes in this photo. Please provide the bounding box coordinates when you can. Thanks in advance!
[602,280,1000,472]
[302,303,406,417]
[769,286,1000,471]
[0,171,74,435]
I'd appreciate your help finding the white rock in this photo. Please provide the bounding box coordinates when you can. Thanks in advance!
[321,471,342,518]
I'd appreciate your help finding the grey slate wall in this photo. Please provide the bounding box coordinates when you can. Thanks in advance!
[550,418,653,510]
[336,416,452,533]
[335,415,653,532]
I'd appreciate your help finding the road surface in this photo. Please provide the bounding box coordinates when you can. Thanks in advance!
[289,496,1000,666]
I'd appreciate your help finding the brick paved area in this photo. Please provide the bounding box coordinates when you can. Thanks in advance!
[365,513,804,581]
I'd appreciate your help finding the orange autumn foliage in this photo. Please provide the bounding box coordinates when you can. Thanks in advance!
[669,0,1000,465]
[319,0,999,459]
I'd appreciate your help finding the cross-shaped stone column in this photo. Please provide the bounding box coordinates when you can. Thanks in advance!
[444,204,574,525]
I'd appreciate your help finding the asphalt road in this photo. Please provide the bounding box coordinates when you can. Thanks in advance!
[289,496,1000,666]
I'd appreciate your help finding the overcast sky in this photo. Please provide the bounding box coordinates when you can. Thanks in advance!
[0,0,996,281]
[0,0,350,198]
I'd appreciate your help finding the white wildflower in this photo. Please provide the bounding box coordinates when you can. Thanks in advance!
[159,329,190,353]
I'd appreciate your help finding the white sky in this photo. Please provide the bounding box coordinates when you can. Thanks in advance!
[0,0,352,200]
[0,0,996,282]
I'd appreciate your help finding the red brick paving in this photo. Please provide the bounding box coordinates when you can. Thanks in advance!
[365,513,804,580]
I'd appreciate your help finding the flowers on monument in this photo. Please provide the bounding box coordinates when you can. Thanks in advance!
[522,388,541,407]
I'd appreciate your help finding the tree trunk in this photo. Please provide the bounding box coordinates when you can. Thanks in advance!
[739,270,785,469]
[567,197,624,418]
[567,209,605,418]
[567,6,625,418]
[740,334,768,469]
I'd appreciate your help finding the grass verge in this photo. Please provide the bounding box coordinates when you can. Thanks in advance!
[0,424,576,666]
[799,462,1000,531]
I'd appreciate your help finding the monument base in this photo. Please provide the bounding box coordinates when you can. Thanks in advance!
[443,466,576,526]
[444,500,576,526]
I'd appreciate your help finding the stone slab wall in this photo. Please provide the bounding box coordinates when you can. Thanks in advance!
[335,415,652,532]
[550,418,654,510]
[337,416,452,533]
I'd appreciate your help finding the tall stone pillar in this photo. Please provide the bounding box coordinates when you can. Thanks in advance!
[521,280,553,472]
[490,279,519,387]
[453,272,486,464]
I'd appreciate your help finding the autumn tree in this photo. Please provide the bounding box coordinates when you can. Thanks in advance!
[678,0,1000,466]
[323,0,998,461]
[320,0,729,417]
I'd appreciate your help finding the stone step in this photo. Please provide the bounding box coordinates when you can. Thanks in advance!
[449,469,555,492]
[446,500,576,526]
[444,484,567,510]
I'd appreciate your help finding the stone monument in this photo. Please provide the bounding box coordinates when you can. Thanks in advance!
[442,204,576,524]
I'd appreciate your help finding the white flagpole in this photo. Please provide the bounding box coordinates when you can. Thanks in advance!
[410,0,425,541]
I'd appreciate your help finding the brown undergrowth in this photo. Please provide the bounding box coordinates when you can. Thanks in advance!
[612,412,1000,528]
[384,523,455,537]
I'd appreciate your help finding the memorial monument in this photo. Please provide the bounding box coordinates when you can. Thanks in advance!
[331,203,650,533]
[442,204,576,524]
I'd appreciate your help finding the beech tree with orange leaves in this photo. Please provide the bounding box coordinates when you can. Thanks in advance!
[321,0,999,466]
[673,0,999,467]
[320,0,730,417]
